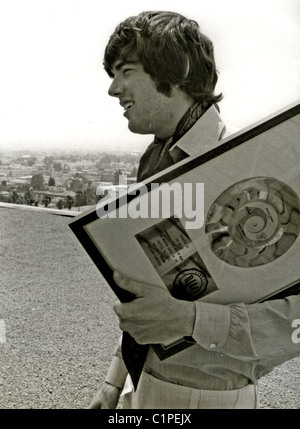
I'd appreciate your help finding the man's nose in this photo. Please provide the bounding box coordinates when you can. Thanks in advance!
[108,76,123,97]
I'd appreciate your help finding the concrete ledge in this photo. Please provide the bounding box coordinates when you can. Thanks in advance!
[0,202,80,217]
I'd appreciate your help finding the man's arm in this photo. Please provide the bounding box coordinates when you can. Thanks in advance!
[193,295,300,366]
[113,271,300,367]
[88,341,128,409]
[88,381,121,409]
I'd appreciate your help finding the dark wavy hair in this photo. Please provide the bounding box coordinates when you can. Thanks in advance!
[104,11,223,104]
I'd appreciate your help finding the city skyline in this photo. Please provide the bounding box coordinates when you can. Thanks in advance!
[0,0,299,152]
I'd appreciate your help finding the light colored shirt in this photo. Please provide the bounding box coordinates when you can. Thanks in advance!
[106,105,300,391]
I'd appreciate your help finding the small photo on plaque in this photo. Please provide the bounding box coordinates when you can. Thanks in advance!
[136,216,218,301]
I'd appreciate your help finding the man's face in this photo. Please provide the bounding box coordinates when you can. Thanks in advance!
[108,61,179,139]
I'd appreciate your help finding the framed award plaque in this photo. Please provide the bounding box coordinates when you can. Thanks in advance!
[69,100,300,359]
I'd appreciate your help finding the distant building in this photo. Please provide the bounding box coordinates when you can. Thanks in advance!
[9,176,32,185]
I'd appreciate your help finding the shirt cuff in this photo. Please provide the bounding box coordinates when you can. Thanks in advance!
[192,301,231,352]
[105,356,128,389]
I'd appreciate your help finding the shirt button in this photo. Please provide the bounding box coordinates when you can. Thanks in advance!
[209,343,217,349]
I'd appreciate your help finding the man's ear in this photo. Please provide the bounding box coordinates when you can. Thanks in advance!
[170,84,194,106]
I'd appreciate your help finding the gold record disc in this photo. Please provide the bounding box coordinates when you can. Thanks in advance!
[205,177,300,267]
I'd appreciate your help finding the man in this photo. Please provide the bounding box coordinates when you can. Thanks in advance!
[89,11,300,409]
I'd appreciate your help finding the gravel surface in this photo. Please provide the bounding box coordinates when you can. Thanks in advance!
[0,206,299,409]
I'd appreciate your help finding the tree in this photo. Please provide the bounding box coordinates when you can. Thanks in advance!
[75,190,86,207]
[84,187,96,205]
[31,174,44,190]
[43,156,54,169]
[42,195,52,208]
[53,162,62,172]
[48,177,56,186]
[56,199,63,210]
[69,178,83,191]
[24,190,35,206]
[11,191,19,204]
[64,195,74,210]
[100,154,118,164]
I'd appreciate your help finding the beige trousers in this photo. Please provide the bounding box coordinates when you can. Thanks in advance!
[122,371,258,409]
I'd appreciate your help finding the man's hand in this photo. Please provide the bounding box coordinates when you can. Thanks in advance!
[113,271,195,344]
[88,382,121,409]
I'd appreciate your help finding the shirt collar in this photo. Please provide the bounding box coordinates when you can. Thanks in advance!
[170,104,226,157]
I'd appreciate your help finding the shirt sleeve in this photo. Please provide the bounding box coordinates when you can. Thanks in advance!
[105,355,128,389]
[193,295,300,366]
[192,301,231,352]
[104,337,128,389]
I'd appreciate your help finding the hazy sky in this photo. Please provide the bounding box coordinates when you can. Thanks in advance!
[0,0,299,152]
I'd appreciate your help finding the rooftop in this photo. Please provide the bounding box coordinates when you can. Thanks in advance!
[0,204,120,408]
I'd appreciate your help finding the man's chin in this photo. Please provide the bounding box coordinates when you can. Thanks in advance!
[128,122,153,136]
